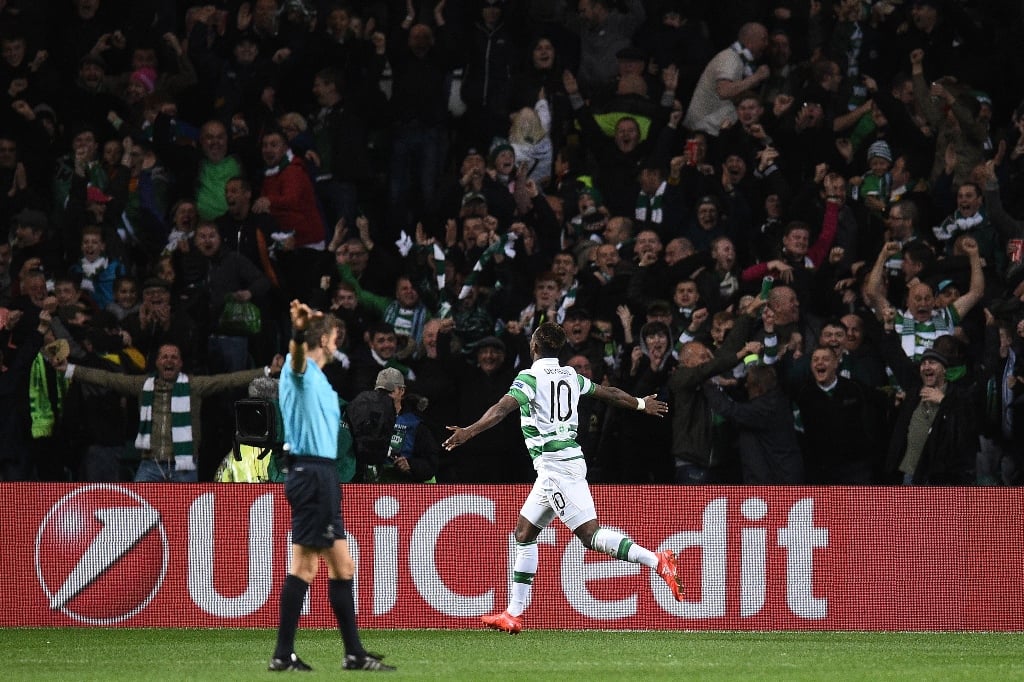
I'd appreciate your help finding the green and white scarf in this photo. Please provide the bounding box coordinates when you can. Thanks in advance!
[933,209,985,243]
[557,279,578,319]
[459,232,517,299]
[635,181,666,224]
[264,149,295,177]
[894,306,958,360]
[384,301,429,342]
[136,373,194,464]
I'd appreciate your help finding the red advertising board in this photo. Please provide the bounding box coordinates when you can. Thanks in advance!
[4,483,1022,630]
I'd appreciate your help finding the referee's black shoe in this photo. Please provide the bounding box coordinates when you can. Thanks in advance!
[268,653,313,671]
[343,652,395,671]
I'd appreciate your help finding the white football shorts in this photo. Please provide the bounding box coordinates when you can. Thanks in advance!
[520,458,596,532]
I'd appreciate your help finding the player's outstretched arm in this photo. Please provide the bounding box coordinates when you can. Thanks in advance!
[592,385,668,416]
[443,394,519,450]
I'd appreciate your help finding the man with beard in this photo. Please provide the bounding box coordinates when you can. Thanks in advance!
[881,340,979,485]
[710,236,741,305]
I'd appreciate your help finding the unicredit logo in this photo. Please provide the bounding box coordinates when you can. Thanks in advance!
[35,485,169,624]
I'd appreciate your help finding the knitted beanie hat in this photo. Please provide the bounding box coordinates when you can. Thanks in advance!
[867,140,892,163]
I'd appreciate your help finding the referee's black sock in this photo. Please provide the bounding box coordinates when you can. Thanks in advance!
[274,574,309,659]
[329,578,364,657]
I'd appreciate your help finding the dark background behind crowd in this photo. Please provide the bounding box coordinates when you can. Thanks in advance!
[1,0,1023,485]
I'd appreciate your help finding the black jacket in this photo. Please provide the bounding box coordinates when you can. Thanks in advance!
[794,377,885,484]
[669,312,757,468]
[879,330,980,484]
[885,377,979,485]
[705,383,803,484]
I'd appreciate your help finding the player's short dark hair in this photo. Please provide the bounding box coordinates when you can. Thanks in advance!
[532,322,565,357]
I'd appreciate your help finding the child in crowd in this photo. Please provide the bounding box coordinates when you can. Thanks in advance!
[106,275,140,321]
[71,226,126,310]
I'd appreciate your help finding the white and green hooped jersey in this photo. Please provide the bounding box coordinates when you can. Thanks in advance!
[507,357,595,462]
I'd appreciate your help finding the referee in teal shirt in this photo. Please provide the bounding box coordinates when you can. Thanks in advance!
[269,300,394,672]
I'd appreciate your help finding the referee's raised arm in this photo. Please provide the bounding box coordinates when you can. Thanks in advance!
[288,299,319,374]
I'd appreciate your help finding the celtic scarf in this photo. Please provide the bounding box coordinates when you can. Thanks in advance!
[933,209,985,243]
[557,280,578,319]
[459,232,517,299]
[635,181,666,224]
[894,306,958,360]
[383,300,429,342]
[135,373,193,461]
[263,149,295,177]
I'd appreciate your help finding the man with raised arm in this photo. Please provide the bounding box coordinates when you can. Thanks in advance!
[269,300,393,672]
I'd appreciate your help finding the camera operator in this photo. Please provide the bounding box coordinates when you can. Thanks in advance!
[375,368,439,483]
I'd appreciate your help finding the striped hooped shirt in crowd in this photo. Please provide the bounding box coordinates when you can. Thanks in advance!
[894,305,960,360]
[507,357,595,462]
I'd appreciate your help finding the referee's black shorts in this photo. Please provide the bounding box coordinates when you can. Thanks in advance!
[284,456,345,548]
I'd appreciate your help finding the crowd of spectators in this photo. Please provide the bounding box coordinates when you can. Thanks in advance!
[1,0,1023,485]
